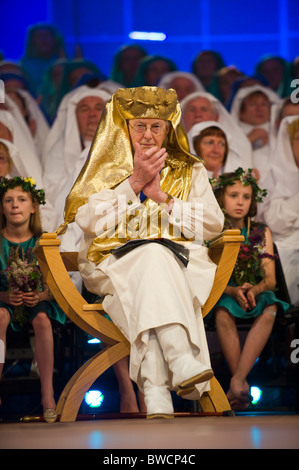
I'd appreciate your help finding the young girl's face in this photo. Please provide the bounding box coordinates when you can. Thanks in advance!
[223,181,252,224]
[2,186,35,227]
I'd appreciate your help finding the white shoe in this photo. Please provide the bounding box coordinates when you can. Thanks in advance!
[172,355,214,390]
[145,386,174,419]
[140,330,174,419]
[156,324,214,390]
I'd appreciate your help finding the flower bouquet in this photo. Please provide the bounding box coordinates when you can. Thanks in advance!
[4,246,43,327]
[231,226,278,286]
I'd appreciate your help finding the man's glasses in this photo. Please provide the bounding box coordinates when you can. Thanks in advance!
[129,122,166,135]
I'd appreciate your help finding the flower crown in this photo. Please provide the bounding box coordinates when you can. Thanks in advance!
[0,176,46,205]
[209,167,267,203]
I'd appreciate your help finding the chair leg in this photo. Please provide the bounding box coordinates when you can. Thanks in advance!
[57,341,130,422]
[199,376,233,415]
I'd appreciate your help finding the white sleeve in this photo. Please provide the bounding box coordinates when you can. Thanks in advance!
[166,163,224,242]
[263,192,299,238]
[75,179,139,236]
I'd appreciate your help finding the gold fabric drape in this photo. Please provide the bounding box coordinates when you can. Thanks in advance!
[58,86,201,263]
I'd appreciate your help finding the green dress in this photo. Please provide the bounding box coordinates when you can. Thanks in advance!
[211,226,290,319]
[0,235,66,331]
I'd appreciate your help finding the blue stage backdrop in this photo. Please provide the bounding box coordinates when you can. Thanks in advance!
[1,0,299,80]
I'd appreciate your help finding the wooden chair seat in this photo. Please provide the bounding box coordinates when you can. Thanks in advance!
[35,229,244,422]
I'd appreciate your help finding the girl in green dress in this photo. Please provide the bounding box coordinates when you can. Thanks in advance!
[0,176,65,422]
[210,168,289,410]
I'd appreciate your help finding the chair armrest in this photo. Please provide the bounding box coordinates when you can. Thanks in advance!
[202,229,244,317]
[207,229,244,248]
[35,232,127,345]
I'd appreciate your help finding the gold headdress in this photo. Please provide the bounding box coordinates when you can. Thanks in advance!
[58,86,201,263]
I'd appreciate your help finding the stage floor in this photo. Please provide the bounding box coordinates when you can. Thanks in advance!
[0,412,298,450]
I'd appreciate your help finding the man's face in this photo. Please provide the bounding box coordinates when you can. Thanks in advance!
[76,96,106,142]
[128,118,169,152]
[183,97,218,131]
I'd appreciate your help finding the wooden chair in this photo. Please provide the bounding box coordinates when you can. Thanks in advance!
[35,229,244,422]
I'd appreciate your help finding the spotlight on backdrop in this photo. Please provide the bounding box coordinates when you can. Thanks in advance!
[87,337,101,344]
[84,390,104,408]
[250,386,262,405]
[129,31,167,41]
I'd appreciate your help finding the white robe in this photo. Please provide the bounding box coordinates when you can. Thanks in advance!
[0,137,56,232]
[75,162,224,396]
[4,92,50,159]
[0,112,56,232]
[230,84,281,187]
[157,71,205,97]
[256,115,299,306]
[238,121,275,188]
[42,86,111,211]
[56,146,91,291]
[188,120,248,174]
[17,89,50,158]
[0,109,43,187]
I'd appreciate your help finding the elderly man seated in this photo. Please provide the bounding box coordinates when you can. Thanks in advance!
[60,86,224,418]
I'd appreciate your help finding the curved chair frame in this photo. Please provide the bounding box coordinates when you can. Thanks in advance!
[35,229,244,422]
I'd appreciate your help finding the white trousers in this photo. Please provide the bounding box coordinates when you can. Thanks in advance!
[81,242,217,398]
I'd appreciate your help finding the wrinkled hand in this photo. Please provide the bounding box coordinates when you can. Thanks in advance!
[142,172,164,202]
[129,142,168,202]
